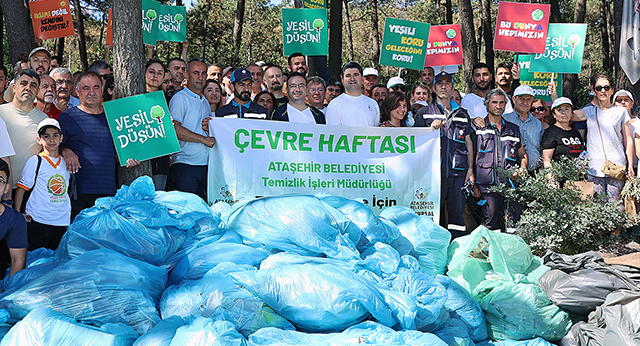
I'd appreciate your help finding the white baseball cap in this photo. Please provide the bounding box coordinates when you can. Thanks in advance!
[551,97,573,110]
[387,76,405,89]
[363,68,378,77]
[513,85,535,97]
[613,89,634,103]
[37,118,61,134]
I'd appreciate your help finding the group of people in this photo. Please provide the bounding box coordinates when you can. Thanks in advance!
[0,43,636,279]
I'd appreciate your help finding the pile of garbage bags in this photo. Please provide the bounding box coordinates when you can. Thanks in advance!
[0,176,637,345]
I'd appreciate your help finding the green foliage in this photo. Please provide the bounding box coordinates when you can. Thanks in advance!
[491,157,630,255]
[621,177,640,201]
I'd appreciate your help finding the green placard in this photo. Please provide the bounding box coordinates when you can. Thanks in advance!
[141,0,160,46]
[282,9,328,56]
[303,0,325,9]
[103,91,181,166]
[156,5,187,42]
[518,55,562,103]
[529,23,587,74]
[379,18,430,70]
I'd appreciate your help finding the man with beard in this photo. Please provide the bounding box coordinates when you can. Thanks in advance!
[420,67,435,87]
[264,65,288,107]
[34,75,60,119]
[168,58,216,200]
[306,76,327,113]
[0,69,47,196]
[495,61,520,96]
[50,67,80,111]
[286,53,309,77]
[167,58,187,94]
[326,61,379,126]
[268,72,325,124]
[371,84,388,108]
[215,69,268,119]
[29,48,51,76]
[462,62,513,118]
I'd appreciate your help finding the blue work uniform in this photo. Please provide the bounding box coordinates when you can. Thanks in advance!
[475,117,524,230]
[215,100,268,119]
[415,100,473,237]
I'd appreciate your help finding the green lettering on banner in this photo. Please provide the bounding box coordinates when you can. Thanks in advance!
[103,91,180,166]
[529,23,587,74]
[379,18,430,70]
[518,55,562,103]
[282,9,328,56]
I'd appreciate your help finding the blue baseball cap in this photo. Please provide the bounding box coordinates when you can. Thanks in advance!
[434,72,453,84]
[230,69,252,84]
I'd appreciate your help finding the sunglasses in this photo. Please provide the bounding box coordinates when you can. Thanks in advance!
[530,106,546,112]
[594,85,612,91]
[392,85,406,92]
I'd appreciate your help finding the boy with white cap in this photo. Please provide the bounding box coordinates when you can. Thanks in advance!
[14,118,70,251]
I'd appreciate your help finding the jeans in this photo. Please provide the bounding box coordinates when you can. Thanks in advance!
[168,163,208,200]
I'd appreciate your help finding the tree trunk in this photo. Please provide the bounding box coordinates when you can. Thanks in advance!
[480,0,494,72]
[232,0,246,53]
[458,0,478,92]
[600,0,613,71]
[343,0,354,61]
[73,0,89,70]
[1,0,34,64]
[613,0,640,102]
[57,38,65,65]
[329,0,343,78]
[550,0,561,23]
[445,0,453,24]
[370,0,380,64]
[563,0,588,100]
[113,0,151,185]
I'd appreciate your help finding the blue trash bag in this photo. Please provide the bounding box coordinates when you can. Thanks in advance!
[248,322,449,346]
[168,318,247,346]
[319,195,400,251]
[492,338,555,346]
[230,263,395,332]
[0,307,138,346]
[259,252,359,272]
[169,242,270,284]
[226,195,361,260]
[2,248,58,293]
[380,269,449,332]
[161,263,294,337]
[379,207,451,277]
[133,316,187,346]
[153,190,224,235]
[0,248,167,334]
[479,280,571,341]
[433,319,475,346]
[56,176,206,268]
[360,243,403,278]
[435,275,488,342]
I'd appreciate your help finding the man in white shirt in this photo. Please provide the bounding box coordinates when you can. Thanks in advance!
[325,62,380,126]
[462,62,513,118]
[268,72,325,124]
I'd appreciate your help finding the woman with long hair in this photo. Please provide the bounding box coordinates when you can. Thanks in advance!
[379,91,408,127]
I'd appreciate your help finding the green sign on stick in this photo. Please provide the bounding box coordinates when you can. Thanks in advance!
[103,91,181,166]
[282,9,328,56]
[303,0,326,9]
[518,55,562,103]
[141,0,160,46]
[379,18,430,70]
[156,5,187,42]
[529,23,587,74]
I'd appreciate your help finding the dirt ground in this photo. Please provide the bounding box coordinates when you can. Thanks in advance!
[598,240,640,268]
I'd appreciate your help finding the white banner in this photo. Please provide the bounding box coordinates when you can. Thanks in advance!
[207,118,441,220]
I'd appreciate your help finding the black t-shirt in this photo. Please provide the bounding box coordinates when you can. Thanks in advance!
[541,125,585,161]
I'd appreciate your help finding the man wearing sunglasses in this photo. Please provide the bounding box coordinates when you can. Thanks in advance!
[502,85,544,170]
[387,77,406,95]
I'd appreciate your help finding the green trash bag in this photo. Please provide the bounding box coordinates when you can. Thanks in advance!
[446,226,533,294]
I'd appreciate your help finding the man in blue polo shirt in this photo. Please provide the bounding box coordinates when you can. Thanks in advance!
[169,58,216,200]
[215,69,269,119]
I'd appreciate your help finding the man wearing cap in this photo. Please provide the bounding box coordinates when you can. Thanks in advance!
[414,72,478,237]
[264,65,288,107]
[475,88,528,231]
[0,69,47,199]
[168,58,216,200]
[326,62,380,127]
[215,69,269,119]
[268,72,325,124]
[362,68,379,97]
[34,75,61,119]
[29,47,51,76]
[387,77,406,95]
[500,85,543,170]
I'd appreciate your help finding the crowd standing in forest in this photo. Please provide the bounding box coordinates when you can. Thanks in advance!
[0,42,636,279]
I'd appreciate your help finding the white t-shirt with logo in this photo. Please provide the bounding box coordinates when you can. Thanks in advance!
[17,154,71,226]
[325,93,380,126]
[287,104,316,124]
